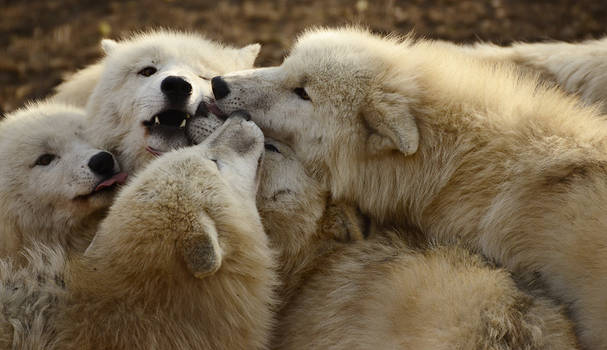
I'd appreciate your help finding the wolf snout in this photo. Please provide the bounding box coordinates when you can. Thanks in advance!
[88,151,117,177]
[218,113,264,154]
[161,76,192,105]
[211,76,230,100]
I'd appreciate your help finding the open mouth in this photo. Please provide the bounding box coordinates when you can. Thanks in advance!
[143,104,229,156]
[143,109,191,129]
[142,109,194,155]
[74,172,128,200]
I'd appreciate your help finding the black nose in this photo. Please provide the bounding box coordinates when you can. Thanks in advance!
[212,76,230,100]
[88,151,115,177]
[161,76,192,105]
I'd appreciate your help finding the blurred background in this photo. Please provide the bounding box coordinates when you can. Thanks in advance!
[1,0,606,113]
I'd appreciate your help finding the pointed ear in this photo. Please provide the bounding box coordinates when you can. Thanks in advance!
[362,89,419,156]
[180,215,223,279]
[237,43,261,68]
[101,39,118,56]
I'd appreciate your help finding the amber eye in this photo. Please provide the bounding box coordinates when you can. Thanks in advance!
[293,87,310,101]
[138,66,157,77]
[35,154,56,166]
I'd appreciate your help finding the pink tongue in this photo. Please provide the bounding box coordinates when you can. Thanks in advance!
[95,172,128,192]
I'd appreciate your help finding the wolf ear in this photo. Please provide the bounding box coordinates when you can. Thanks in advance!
[237,43,261,68]
[101,39,118,55]
[180,215,223,279]
[362,89,419,156]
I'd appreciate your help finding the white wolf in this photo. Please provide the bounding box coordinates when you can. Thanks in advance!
[211,28,607,349]
[0,102,126,261]
[53,30,260,174]
[0,116,276,350]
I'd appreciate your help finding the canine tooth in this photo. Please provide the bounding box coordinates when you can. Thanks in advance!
[180,119,186,128]
[154,116,160,125]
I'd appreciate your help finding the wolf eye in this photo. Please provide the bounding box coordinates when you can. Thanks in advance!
[138,66,157,77]
[264,143,281,153]
[293,87,310,101]
[210,158,220,169]
[35,154,56,166]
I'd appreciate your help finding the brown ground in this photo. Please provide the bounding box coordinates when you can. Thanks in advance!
[1,0,606,114]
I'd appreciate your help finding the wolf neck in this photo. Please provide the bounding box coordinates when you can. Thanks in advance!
[0,218,24,260]
[332,108,506,245]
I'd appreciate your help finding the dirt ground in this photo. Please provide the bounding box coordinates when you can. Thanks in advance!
[1,0,606,114]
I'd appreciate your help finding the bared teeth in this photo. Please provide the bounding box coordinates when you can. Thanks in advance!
[147,111,190,128]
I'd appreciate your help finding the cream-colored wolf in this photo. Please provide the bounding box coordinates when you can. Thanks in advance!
[212,27,607,349]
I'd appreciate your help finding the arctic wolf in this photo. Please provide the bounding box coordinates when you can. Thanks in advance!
[54,30,260,174]
[0,115,276,350]
[0,102,125,260]
[212,27,607,349]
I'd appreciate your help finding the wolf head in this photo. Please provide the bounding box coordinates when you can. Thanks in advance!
[86,30,261,174]
[211,28,420,180]
[0,102,125,256]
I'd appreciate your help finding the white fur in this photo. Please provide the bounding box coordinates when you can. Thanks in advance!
[55,30,261,174]
[0,102,120,260]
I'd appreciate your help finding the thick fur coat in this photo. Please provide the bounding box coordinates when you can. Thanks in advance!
[214,27,607,349]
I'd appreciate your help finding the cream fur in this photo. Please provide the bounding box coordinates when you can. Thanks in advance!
[0,102,122,261]
[215,27,607,349]
[460,37,607,113]
[0,117,276,349]
[258,139,578,350]
[54,30,261,175]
